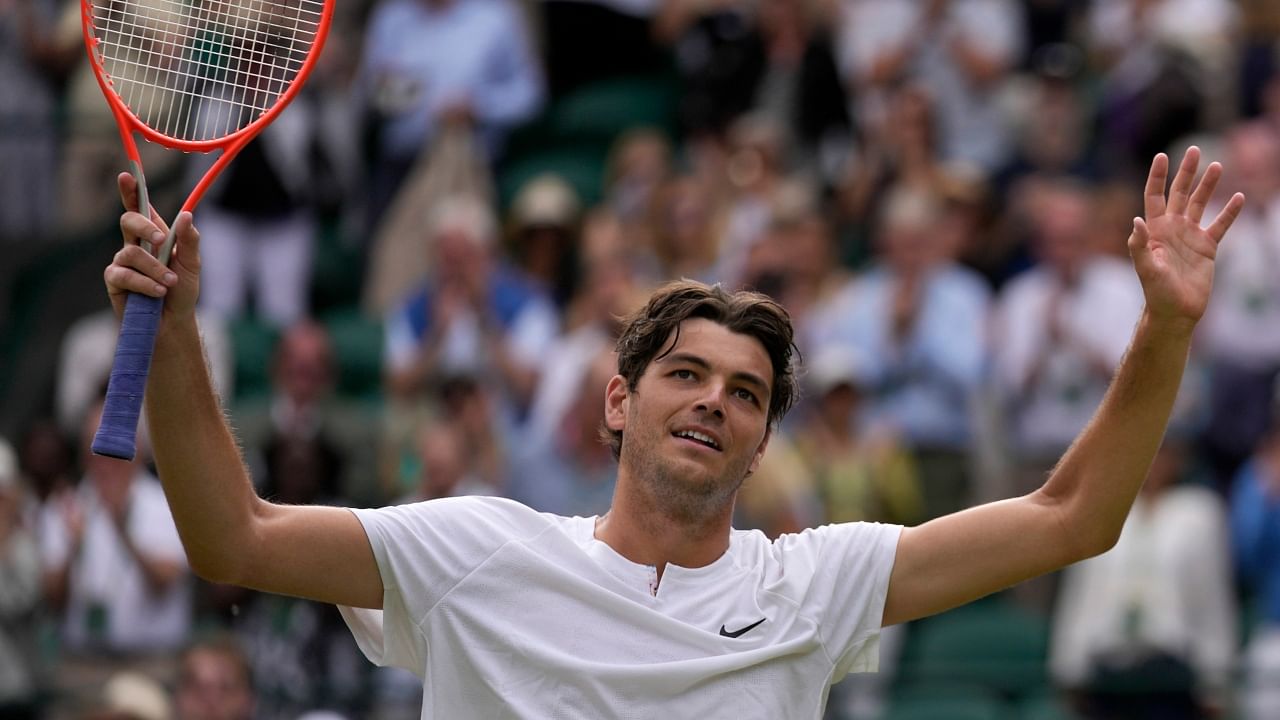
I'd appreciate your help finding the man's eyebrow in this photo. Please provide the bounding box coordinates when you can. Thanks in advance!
[663,352,770,393]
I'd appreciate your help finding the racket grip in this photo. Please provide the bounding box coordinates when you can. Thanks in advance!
[92,292,164,460]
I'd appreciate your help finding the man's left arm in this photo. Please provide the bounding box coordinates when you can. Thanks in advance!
[882,147,1245,627]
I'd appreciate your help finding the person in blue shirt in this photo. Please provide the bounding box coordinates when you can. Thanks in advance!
[1230,386,1280,720]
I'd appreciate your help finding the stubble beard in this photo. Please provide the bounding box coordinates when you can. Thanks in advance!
[626,437,749,526]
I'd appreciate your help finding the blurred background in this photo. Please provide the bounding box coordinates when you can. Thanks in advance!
[3,0,1280,718]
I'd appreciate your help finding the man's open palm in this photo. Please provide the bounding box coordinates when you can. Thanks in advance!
[1132,147,1245,328]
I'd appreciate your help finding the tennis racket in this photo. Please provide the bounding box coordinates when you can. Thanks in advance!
[85,0,333,460]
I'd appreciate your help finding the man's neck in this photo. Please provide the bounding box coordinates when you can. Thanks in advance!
[594,481,734,584]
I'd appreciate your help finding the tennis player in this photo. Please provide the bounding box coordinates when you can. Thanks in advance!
[104,147,1242,717]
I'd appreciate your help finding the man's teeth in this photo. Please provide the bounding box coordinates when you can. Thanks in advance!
[675,430,720,449]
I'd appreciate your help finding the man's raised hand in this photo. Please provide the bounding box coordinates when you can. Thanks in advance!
[104,172,201,321]
[1131,146,1245,331]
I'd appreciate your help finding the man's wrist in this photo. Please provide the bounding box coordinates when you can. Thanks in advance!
[1138,308,1197,343]
[154,313,201,348]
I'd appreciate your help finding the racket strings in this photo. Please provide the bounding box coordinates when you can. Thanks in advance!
[89,0,323,141]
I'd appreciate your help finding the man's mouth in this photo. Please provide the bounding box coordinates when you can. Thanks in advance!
[673,430,721,451]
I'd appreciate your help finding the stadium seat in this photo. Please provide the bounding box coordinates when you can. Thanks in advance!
[547,75,678,142]
[497,73,679,211]
[883,694,1009,720]
[229,314,281,403]
[320,308,383,401]
[1013,689,1078,720]
[309,218,364,315]
[897,598,1051,700]
[498,145,608,210]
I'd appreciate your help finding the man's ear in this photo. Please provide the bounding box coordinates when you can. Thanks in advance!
[747,428,772,475]
[604,375,629,432]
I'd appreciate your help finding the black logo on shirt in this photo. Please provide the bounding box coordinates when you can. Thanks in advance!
[719,618,767,638]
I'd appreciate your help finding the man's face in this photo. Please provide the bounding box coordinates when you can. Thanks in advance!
[176,649,254,720]
[605,319,773,522]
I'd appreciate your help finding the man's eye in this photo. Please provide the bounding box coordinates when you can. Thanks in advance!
[673,369,694,380]
[735,388,758,404]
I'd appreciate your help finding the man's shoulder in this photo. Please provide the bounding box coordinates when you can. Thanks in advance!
[358,496,570,543]
[730,521,903,570]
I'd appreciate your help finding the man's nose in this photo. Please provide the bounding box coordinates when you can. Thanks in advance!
[695,382,726,419]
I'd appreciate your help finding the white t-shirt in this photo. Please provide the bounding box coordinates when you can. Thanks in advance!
[339,496,901,718]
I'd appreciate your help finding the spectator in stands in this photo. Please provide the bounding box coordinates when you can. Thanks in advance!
[382,194,558,415]
[194,99,333,327]
[174,636,255,720]
[525,211,649,456]
[16,419,74,531]
[357,0,544,227]
[715,115,790,287]
[750,182,854,352]
[751,0,852,187]
[1199,123,1280,485]
[812,184,989,519]
[235,320,376,506]
[437,374,509,497]
[838,0,1025,174]
[605,128,674,240]
[400,421,491,503]
[837,83,946,267]
[1085,0,1233,176]
[992,178,1145,495]
[1230,385,1280,720]
[0,0,73,242]
[506,174,582,309]
[0,439,39,719]
[792,345,922,527]
[655,0,763,147]
[649,174,727,283]
[40,402,192,701]
[510,347,619,517]
[1053,439,1236,718]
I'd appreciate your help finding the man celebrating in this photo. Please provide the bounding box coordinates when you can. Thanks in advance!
[102,148,1242,716]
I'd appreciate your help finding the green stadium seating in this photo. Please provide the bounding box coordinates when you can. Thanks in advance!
[320,307,383,401]
[1012,689,1078,720]
[497,73,679,211]
[229,314,281,403]
[547,75,677,142]
[883,694,1009,720]
[897,599,1051,700]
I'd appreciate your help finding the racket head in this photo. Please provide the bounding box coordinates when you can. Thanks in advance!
[81,0,333,153]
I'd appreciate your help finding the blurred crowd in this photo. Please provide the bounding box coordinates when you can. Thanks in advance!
[4,0,1280,718]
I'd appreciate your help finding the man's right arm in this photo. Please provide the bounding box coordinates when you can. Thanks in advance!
[107,173,383,609]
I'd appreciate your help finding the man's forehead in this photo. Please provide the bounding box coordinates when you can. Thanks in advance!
[656,319,774,386]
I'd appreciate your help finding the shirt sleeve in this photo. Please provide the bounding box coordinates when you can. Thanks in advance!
[337,496,549,675]
[772,521,902,677]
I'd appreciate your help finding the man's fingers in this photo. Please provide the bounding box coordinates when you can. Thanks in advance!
[1185,161,1222,225]
[1165,146,1200,216]
[1127,217,1150,258]
[105,246,174,298]
[1206,192,1246,245]
[117,172,138,213]
[112,244,178,285]
[120,210,168,253]
[116,172,168,237]
[1144,153,1169,219]
[170,211,201,272]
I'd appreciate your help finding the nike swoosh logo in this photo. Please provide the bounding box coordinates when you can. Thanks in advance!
[719,618,767,638]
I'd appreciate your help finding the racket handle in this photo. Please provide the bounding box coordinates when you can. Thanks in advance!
[92,291,164,460]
